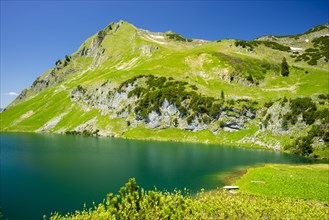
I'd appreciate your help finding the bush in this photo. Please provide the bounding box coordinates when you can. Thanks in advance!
[264,101,274,108]
[65,55,71,62]
[259,41,291,52]
[55,60,62,66]
[285,136,313,156]
[166,33,192,42]
[281,118,289,130]
[282,97,317,126]
[186,115,194,124]
[209,103,221,118]
[263,113,272,128]
[318,93,329,100]
[178,106,188,117]
[190,85,198,90]
[246,74,254,83]
[234,40,259,51]
[290,97,316,115]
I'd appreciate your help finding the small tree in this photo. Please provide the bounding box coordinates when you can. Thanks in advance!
[246,73,254,83]
[65,55,70,62]
[221,90,225,99]
[55,59,61,66]
[281,57,289,77]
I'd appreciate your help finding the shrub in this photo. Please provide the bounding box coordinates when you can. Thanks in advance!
[234,40,259,51]
[290,97,316,115]
[318,94,329,100]
[281,96,288,105]
[264,101,274,108]
[285,136,313,156]
[259,41,291,52]
[178,106,188,117]
[166,33,191,42]
[246,74,254,83]
[282,97,317,126]
[65,55,71,62]
[128,87,146,98]
[209,103,221,118]
[190,85,198,90]
[76,85,87,93]
[202,115,211,124]
[186,115,194,124]
[221,90,225,99]
[281,118,289,130]
[55,60,62,66]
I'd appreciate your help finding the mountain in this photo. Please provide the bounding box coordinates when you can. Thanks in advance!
[1,21,328,158]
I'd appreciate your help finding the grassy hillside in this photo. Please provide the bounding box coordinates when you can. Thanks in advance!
[1,21,328,158]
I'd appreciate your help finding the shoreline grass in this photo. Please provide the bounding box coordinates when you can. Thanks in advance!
[235,163,329,203]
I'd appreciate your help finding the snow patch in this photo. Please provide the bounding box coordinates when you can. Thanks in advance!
[290,47,303,51]
[151,34,165,39]
[143,34,167,45]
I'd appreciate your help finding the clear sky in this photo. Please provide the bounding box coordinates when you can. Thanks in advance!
[1,0,328,108]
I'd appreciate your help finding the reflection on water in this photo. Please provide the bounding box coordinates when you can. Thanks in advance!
[0,133,318,219]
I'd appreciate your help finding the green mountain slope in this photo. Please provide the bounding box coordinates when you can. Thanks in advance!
[1,21,328,158]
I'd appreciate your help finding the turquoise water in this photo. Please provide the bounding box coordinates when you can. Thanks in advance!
[0,132,316,219]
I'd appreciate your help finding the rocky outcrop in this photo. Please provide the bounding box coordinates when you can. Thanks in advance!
[78,22,124,69]
[261,101,308,136]
[70,77,257,134]
[36,116,62,132]
[70,81,136,117]
[140,44,159,56]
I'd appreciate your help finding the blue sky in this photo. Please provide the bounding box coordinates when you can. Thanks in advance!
[1,0,328,108]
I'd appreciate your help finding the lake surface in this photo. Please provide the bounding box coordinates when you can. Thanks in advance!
[0,132,318,219]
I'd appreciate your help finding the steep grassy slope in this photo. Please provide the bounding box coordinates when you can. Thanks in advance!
[1,21,328,157]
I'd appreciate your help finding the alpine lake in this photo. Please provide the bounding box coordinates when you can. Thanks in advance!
[0,132,320,219]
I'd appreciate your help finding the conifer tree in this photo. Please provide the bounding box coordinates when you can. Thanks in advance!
[281,57,289,77]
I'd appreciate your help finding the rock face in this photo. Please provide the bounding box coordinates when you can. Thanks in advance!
[140,44,159,56]
[36,115,64,132]
[70,76,257,134]
[261,101,308,136]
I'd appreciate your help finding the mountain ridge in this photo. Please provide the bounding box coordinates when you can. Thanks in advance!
[1,21,328,158]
